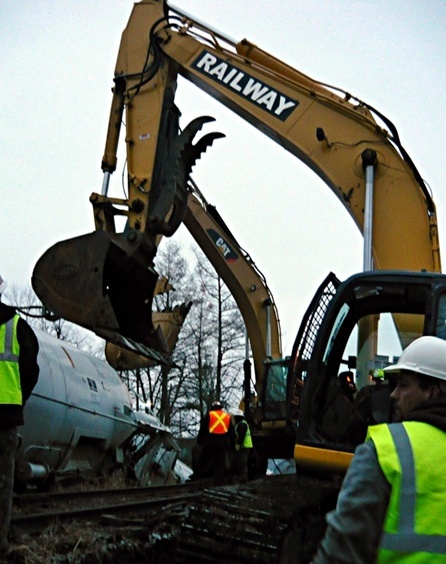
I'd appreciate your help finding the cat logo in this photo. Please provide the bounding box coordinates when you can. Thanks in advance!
[207,229,238,262]
[192,51,298,122]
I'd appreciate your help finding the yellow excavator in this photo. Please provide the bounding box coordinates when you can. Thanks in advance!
[32,0,445,473]
[182,187,291,464]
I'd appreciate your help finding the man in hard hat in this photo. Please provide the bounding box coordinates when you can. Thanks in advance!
[346,368,392,445]
[0,275,40,552]
[197,400,235,485]
[312,336,446,563]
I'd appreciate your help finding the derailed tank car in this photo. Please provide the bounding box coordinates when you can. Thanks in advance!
[15,329,183,489]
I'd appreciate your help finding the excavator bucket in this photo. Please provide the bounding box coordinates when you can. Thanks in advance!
[32,230,173,365]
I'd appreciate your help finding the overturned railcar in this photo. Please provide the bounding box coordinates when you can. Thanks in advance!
[16,329,184,489]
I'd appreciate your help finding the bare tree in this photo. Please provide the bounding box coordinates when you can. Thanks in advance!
[159,247,246,437]
[120,241,246,437]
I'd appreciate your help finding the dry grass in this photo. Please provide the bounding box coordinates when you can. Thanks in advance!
[7,522,160,563]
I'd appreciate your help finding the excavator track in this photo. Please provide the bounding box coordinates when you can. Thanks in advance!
[175,489,288,563]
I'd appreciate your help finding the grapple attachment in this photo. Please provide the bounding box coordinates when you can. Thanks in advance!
[32,230,172,365]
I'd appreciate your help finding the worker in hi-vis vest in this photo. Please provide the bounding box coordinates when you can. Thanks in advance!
[197,401,235,485]
[231,408,253,483]
[313,336,446,563]
[0,274,39,553]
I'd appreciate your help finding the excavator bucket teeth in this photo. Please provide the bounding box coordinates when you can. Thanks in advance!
[180,115,217,144]
[32,231,173,365]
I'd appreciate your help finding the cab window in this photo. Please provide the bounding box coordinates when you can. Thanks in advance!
[437,293,446,339]
[318,311,424,446]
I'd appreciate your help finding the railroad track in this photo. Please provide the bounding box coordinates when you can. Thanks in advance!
[13,480,210,512]
[174,488,291,563]
[11,480,211,532]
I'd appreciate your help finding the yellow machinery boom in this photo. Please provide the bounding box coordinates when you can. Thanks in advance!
[32,0,441,368]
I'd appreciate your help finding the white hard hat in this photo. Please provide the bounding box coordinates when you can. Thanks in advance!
[384,336,446,381]
[231,408,244,417]
[0,274,7,294]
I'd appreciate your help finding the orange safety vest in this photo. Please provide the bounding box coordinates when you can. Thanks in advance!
[208,410,231,434]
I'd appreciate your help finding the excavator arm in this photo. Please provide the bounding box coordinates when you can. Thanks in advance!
[104,188,282,385]
[184,189,282,375]
[32,0,441,362]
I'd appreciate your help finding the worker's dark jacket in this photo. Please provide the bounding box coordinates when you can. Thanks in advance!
[0,303,39,429]
[197,410,236,448]
[407,396,446,432]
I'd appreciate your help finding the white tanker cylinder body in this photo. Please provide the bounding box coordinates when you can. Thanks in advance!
[16,329,138,485]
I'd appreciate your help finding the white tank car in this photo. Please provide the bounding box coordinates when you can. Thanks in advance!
[15,328,183,489]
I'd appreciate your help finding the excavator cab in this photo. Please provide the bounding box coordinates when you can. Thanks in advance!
[291,270,446,473]
[261,358,290,420]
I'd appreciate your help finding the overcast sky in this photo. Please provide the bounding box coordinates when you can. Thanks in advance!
[1,0,445,353]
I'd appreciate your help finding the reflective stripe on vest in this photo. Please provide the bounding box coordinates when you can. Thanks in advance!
[209,410,230,434]
[368,422,446,562]
[0,315,22,405]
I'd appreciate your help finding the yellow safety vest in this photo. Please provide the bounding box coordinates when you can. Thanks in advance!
[367,422,446,563]
[0,315,22,405]
[235,419,253,449]
[209,410,230,434]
